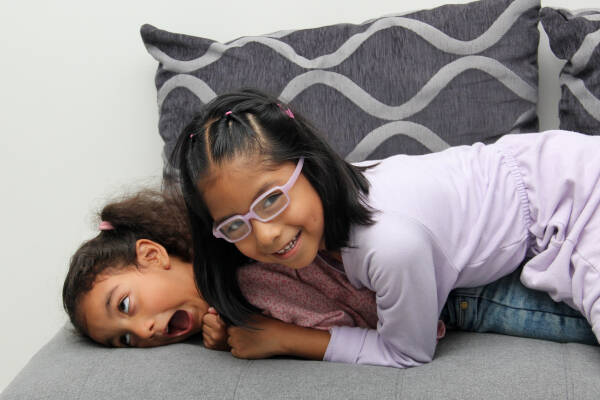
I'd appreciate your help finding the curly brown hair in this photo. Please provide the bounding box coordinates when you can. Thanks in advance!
[62,188,193,336]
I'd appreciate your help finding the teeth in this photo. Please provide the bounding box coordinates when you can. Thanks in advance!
[276,234,298,255]
[166,326,170,334]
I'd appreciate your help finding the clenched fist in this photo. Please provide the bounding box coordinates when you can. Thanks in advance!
[202,307,229,351]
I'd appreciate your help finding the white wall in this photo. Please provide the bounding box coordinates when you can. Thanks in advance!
[0,0,596,392]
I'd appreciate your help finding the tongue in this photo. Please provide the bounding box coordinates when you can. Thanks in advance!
[169,310,190,333]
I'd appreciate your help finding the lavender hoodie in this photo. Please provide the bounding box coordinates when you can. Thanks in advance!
[324,130,600,368]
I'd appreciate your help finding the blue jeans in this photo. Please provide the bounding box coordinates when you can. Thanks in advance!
[441,267,598,345]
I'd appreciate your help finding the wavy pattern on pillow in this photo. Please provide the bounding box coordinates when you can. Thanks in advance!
[542,7,600,134]
[147,0,532,72]
[142,0,540,163]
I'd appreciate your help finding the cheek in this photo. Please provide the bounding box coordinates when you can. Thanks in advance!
[304,193,325,231]
[291,182,324,226]
[143,285,173,308]
[234,241,258,259]
[139,278,181,308]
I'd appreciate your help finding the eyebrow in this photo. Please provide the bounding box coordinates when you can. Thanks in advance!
[104,285,120,347]
[105,285,119,316]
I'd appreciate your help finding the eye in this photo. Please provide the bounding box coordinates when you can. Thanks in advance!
[120,333,131,347]
[225,220,245,233]
[118,296,130,314]
[261,192,282,209]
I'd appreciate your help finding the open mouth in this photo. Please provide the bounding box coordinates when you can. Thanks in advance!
[274,231,301,256]
[166,310,193,337]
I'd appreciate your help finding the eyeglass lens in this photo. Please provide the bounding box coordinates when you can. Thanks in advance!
[218,189,289,240]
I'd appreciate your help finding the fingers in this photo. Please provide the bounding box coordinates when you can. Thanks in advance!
[226,326,241,357]
[230,348,242,358]
[203,331,229,350]
[203,331,217,349]
[202,308,228,350]
[227,325,239,336]
[228,339,243,359]
[203,312,225,330]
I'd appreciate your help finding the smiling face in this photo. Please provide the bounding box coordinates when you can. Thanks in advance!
[79,240,209,347]
[201,155,325,269]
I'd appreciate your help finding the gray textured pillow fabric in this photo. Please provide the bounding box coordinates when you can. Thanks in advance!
[142,0,540,163]
[541,8,600,134]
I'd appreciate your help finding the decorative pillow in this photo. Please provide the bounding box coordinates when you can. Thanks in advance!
[541,8,600,134]
[142,0,539,163]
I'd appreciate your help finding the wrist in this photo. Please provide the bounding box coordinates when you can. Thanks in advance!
[278,323,331,360]
[278,323,302,354]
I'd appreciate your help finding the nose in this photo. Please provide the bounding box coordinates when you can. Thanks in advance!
[251,219,282,247]
[131,318,156,343]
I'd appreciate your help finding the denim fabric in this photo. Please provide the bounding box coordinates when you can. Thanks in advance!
[441,267,598,345]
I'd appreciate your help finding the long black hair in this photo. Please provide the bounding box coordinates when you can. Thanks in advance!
[171,88,374,325]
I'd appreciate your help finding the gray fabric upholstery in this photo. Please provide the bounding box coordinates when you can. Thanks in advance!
[541,7,600,134]
[2,325,600,399]
[142,0,540,164]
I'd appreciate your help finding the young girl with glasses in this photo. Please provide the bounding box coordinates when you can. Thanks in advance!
[174,88,600,368]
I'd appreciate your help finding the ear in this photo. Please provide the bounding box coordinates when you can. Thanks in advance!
[135,239,171,270]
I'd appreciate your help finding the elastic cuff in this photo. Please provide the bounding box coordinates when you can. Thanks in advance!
[323,326,368,364]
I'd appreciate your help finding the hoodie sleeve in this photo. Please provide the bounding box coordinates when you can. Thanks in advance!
[324,216,453,368]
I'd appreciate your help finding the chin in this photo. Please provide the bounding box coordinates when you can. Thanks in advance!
[285,253,316,269]
[171,331,196,345]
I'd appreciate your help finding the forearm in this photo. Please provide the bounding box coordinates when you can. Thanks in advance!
[228,315,331,360]
[278,324,331,360]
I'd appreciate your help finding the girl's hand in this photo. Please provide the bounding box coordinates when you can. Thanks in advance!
[226,315,285,359]
[227,314,330,360]
[202,307,230,351]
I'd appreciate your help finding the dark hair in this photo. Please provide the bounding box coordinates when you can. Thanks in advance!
[62,189,193,336]
[171,88,374,326]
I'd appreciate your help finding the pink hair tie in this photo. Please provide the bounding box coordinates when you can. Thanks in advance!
[225,111,232,116]
[99,221,114,231]
[277,103,294,119]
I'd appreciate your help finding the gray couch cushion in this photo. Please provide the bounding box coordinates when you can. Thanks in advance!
[541,7,600,134]
[2,325,600,399]
[142,0,540,164]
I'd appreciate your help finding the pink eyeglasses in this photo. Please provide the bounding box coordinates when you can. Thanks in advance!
[212,158,305,243]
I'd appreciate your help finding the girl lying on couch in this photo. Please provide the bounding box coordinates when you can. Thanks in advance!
[172,89,600,367]
[62,189,596,355]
